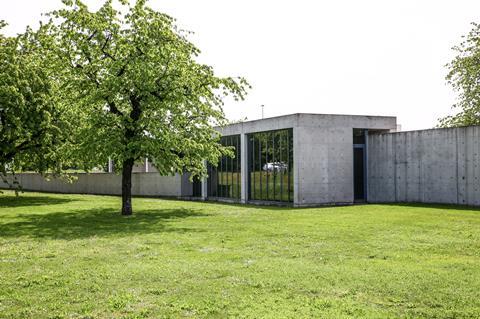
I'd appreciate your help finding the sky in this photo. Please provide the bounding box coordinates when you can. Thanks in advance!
[2,0,480,131]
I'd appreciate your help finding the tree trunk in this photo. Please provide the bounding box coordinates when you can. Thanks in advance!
[121,158,134,216]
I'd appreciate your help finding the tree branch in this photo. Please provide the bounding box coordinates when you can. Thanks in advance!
[107,100,124,117]
[87,30,97,41]
[2,129,47,163]
[100,34,116,61]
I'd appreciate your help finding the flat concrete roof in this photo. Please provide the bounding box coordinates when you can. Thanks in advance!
[217,113,398,135]
[222,112,396,126]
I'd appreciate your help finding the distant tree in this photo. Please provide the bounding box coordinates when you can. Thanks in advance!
[0,21,73,188]
[38,0,248,215]
[440,22,480,127]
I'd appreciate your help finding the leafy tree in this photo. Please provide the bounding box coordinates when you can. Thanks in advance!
[440,22,480,127]
[0,21,73,188]
[38,0,248,215]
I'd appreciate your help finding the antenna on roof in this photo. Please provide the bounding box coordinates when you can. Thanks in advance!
[261,104,264,119]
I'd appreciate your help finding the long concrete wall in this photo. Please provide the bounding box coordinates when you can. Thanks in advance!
[0,173,183,197]
[368,126,480,206]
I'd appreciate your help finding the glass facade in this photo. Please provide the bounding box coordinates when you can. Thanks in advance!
[207,135,241,199]
[248,129,293,202]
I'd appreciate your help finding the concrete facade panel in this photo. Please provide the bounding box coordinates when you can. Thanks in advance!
[368,126,480,206]
[292,115,396,206]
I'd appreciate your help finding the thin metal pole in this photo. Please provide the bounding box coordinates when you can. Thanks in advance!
[108,158,113,173]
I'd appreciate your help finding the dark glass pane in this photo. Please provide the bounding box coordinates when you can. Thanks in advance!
[354,147,365,200]
[279,131,284,201]
[272,132,276,201]
[236,135,241,199]
[288,129,293,201]
[353,129,366,144]
[226,136,230,197]
[207,134,241,199]
[258,136,262,200]
[192,176,202,197]
[251,137,254,199]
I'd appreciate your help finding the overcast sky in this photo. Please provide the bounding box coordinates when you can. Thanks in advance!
[2,0,480,130]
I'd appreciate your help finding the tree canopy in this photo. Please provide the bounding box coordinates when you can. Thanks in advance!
[37,0,249,214]
[440,22,480,127]
[0,21,73,187]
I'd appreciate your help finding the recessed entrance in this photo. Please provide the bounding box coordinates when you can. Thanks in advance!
[353,146,365,201]
[353,129,367,202]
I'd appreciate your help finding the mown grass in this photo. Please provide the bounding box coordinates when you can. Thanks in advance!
[0,191,479,318]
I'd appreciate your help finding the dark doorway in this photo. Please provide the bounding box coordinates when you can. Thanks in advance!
[353,146,365,201]
[353,128,367,202]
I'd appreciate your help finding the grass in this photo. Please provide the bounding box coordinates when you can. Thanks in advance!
[0,191,479,318]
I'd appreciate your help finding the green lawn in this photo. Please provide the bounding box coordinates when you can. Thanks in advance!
[0,192,479,318]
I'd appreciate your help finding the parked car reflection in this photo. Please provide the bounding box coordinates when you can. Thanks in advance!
[262,162,288,172]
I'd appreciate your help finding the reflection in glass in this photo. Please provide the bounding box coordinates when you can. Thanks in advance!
[248,129,293,202]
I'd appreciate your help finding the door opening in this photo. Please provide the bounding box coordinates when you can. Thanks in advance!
[353,146,365,201]
[353,129,367,202]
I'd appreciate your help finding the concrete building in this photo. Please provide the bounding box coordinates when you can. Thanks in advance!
[3,113,480,207]
[182,113,398,206]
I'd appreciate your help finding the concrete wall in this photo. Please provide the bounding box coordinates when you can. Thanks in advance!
[0,173,183,197]
[368,126,480,206]
[294,114,396,206]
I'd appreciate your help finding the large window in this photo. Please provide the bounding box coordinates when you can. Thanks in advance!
[248,128,293,202]
[207,135,241,199]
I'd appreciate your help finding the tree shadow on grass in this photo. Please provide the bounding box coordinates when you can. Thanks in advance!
[0,195,75,208]
[0,207,208,240]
